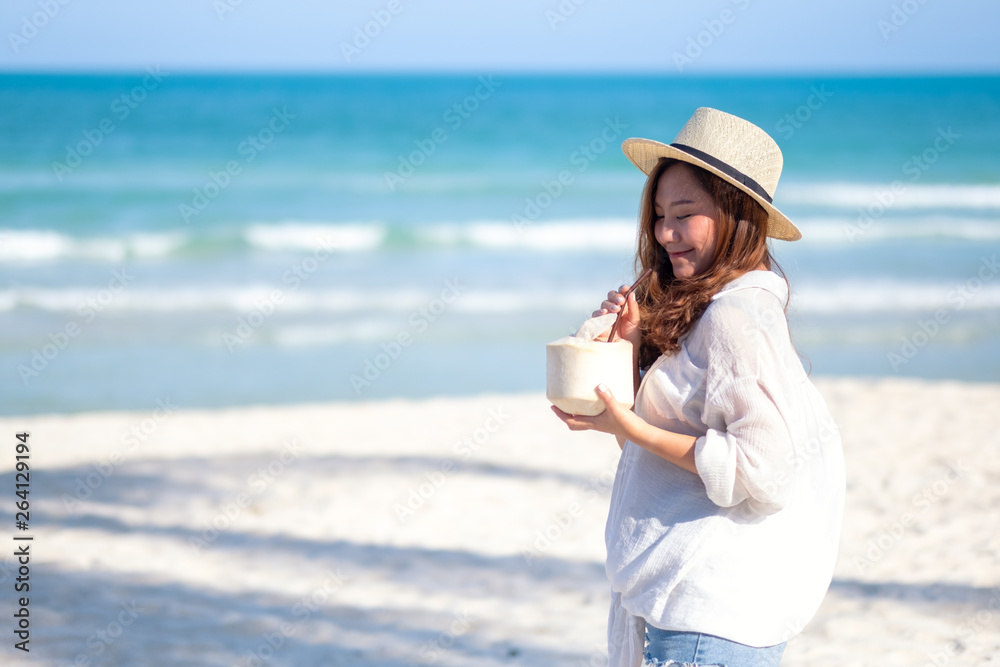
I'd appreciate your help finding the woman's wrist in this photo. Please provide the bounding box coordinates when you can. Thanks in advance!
[619,409,646,444]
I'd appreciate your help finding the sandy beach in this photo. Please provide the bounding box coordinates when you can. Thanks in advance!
[1,376,999,666]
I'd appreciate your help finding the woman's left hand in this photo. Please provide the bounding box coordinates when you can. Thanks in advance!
[550,384,640,442]
[552,384,699,472]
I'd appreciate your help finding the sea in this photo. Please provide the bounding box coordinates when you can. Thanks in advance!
[1,73,998,415]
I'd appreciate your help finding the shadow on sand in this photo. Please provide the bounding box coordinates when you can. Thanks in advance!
[2,453,990,666]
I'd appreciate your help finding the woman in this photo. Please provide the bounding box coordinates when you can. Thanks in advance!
[552,108,845,667]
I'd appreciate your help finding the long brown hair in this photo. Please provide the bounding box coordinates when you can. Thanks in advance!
[633,158,784,370]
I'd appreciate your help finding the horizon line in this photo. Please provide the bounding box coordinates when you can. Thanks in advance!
[1,66,999,78]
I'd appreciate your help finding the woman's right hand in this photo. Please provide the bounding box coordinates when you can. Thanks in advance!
[593,285,641,348]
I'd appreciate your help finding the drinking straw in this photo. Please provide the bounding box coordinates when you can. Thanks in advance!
[607,267,654,343]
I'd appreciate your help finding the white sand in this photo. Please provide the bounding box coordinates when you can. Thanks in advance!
[1,377,998,666]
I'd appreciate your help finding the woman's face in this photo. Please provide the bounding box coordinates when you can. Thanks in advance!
[653,163,719,280]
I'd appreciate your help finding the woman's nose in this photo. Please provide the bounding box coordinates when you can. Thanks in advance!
[656,220,677,244]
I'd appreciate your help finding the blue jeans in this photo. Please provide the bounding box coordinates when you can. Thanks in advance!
[644,626,786,667]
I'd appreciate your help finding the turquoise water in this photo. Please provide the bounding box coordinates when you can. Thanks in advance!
[1,74,999,415]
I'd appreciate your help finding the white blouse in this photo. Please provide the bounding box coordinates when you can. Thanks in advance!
[605,270,845,666]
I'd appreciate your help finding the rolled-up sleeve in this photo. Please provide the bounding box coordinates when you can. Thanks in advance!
[692,291,798,515]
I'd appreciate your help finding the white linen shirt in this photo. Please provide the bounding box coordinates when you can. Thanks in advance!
[605,270,845,666]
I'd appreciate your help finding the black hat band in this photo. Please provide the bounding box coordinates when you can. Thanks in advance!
[670,143,773,204]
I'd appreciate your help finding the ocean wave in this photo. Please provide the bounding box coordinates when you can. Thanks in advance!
[793,280,1000,313]
[0,285,597,315]
[418,219,637,251]
[0,229,184,262]
[781,182,1000,210]
[271,321,408,347]
[2,212,997,266]
[0,220,640,263]
[796,216,1000,243]
[3,282,999,316]
[0,223,392,264]
[244,222,386,252]
[0,286,436,314]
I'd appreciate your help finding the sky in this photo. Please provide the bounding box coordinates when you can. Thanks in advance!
[0,0,998,74]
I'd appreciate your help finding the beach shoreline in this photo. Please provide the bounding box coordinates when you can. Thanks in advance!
[1,375,999,666]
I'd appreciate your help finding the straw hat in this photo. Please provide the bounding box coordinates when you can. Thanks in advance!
[621,107,801,241]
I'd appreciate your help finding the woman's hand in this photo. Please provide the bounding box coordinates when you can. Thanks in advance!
[593,286,641,349]
[551,385,699,473]
[550,384,640,447]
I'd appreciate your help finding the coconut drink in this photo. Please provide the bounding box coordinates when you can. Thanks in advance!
[546,322,634,416]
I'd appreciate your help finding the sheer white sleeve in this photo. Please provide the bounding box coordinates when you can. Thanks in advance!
[692,288,800,515]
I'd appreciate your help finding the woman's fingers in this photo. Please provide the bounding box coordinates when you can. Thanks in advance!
[550,405,597,431]
[551,385,632,439]
[603,290,626,312]
[600,291,617,313]
[596,283,637,318]
[625,291,640,322]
